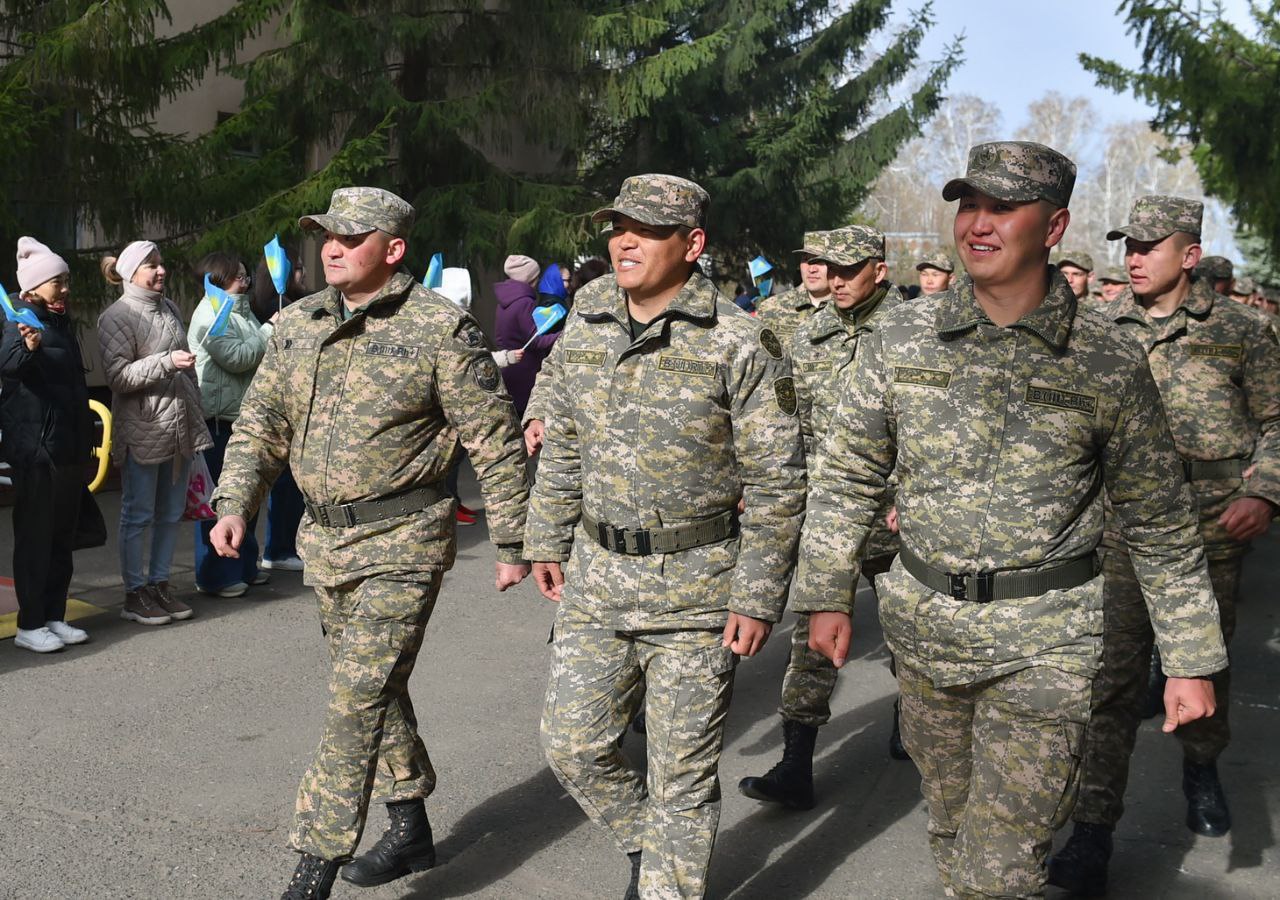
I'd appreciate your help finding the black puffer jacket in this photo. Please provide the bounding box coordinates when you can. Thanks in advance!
[0,298,93,467]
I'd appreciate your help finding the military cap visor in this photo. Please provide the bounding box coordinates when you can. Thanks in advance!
[942,174,1049,206]
[298,213,379,236]
[811,249,880,267]
[298,186,415,238]
[590,206,697,229]
[1105,222,1198,242]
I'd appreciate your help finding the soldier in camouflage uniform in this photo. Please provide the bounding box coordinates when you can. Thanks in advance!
[208,187,531,900]
[1229,275,1258,305]
[1097,266,1129,302]
[753,230,833,343]
[916,249,955,296]
[524,174,805,899]
[1194,254,1234,295]
[739,225,908,813]
[1053,249,1094,300]
[794,142,1227,899]
[1050,196,1280,895]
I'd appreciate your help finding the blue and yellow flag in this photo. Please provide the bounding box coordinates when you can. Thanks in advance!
[422,252,444,290]
[264,235,291,297]
[203,274,236,341]
[521,303,567,350]
[0,282,44,331]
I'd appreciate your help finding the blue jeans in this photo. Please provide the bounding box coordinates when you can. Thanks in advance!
[195,419,260,589]
[119,453,192,591]
[265,463,305,561]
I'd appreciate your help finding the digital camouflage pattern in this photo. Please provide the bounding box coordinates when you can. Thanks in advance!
[1053,250,1094,272]
[808,224,884,266]
[591,173,709,229]
[214,269,530,579]
[792,229,832,257]
[1106,194,1204,242]
[791,268,1227,687]
[1231,275,1257,296]
[942,141,1076,207]
[1097,266,1129,284]
[291,572,443,859]
[1105,277,1280,557]
[298,186,415,237]
[523,268,807,630]
[916,251,955,273]
[897,656,1091,898]
[1074,549,1240,829]
[1195,255,1234,281]
[754,285,827,343]
[542,604,735,899]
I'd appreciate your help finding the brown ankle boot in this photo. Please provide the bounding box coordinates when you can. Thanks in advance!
[148,581,193,621]
[121,588,171,626]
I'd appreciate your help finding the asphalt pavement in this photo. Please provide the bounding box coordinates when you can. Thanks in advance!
[1,473,1276,899]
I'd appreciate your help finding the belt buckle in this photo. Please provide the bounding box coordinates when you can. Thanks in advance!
[948,573,967,602]
[598,522,628,554]
[631,528,652,556]
[335,503,357,528]
[971,571,996,604]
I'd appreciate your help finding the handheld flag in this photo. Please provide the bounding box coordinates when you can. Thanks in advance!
[264,235,292,296]
[423,253,444,290]
[0,283,44,331]
[521,303,567,351]
[748,255,773,300]
[202,274,236,342]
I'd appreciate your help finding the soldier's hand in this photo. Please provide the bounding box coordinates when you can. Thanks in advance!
[886,506,899,534]
[722,612,771,657]
[495,561,531,591]
[524,419,545,456]
[1218,496,1276,541]
[808,611,853,668]
[532,561,564,602]
[1162,676,1217,733]
[210,514,247,558]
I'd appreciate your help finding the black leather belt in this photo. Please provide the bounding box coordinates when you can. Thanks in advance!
[304,484,448,529]
[1182,458,1246,481]
[581,510,737,556]
[899,546,1099,603]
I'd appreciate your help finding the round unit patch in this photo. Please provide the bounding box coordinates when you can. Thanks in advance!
[474,356,501,392]
[458,324,486,349]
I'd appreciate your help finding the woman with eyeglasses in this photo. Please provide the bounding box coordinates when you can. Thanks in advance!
[188,251,276,598]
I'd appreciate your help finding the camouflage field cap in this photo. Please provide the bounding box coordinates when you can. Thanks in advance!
[1106,195,1203,242]
[591,173,709,229]
[809,225,885,267]
[1231,276,1256,295]
[942,141,1076,207]
[1097,266,1130,285]
[793,230,832,257]
[1194,255,1234,280]
[299,187,414,237]
[1054,250,1094,272]
[915,250,954,273]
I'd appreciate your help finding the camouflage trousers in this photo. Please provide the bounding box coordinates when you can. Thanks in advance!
[542,604,737,900]
[289,571,443,861]
[780,554,895,727]
[1073,548,1240,827]
[897,659,1091,899]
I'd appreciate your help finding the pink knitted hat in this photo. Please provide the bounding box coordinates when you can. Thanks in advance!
[503,254,541,286]
[16,236,69,292]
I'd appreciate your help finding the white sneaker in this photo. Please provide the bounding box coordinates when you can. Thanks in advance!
[14,626,65,653]
[261,556,304,572]
[197,581,248,598]
[45,620,88,644]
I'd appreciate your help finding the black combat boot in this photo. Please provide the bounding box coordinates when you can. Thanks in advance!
[1183,758,1231,836]
[1047,822,1113,896]
[737,719,818,810]
[281,853,341,900]
[1139,646,1167,719]
[889,700,911,761]
[623,850,642,899]
[340,798,437,886]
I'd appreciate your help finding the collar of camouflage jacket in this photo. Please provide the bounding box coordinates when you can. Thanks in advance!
[575,266,717,327]
[808,283,899,344]
[1109,275,1216,329]
[299,267,417,317]
[935,267,1076,352]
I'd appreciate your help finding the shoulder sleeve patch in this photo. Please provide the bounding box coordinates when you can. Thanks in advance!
[456,322,487,349]
[773,376,798,415]
[473,356,502,393]
[759,328,784,359]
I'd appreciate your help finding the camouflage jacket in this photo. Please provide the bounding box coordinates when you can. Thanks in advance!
[755,285,826,345]
[790,283,903,560]
[792,269,1227,686]
[523,269,807,630]
[1106,281,1280,558]
[213,269,529,586]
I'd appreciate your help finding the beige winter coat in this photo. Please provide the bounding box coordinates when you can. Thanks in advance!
[97,284,212,466]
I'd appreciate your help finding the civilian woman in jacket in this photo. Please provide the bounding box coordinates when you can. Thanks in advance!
[98,241,212,626]
[189,252,273,597]
[0,238,94,652]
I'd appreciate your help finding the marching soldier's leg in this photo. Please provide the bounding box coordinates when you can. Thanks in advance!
[951,665,1091,900]
[639,629,736,900]
[1177,554,1241,836]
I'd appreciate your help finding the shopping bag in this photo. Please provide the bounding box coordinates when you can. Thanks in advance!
[183,452,217,521]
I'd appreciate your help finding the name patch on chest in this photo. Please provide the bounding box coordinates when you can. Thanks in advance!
[894,366,951,388]
[565,348,606,367]
[1025,384,1098,416]
[1186,342,1242,359]
[365,341,420,360]
[797,359,830,375]
[281,338,316,350]
[658,356,717,378]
